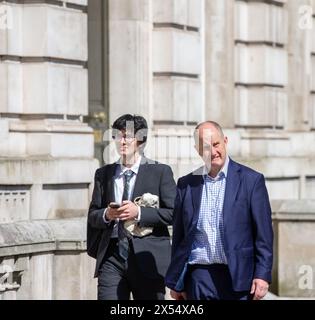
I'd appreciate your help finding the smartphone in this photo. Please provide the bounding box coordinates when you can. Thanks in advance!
[109,202,120,209]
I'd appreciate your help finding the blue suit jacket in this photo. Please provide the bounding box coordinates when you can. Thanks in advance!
[165,158,273,292]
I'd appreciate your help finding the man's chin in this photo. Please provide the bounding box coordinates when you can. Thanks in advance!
[211,161,223,172]
[119,150,131,156]
[121,153,135,160]
[120,153,131,159]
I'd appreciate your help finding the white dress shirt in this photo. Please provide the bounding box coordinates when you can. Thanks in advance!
[103,156,142,233]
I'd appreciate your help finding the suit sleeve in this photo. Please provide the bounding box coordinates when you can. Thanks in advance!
[165,178,187,291]
[138,165,176,227]
[250,174,273,283]
[170,180,184,259]
[88,168,114,230]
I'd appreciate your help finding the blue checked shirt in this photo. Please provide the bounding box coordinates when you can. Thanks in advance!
[189,157,230,265]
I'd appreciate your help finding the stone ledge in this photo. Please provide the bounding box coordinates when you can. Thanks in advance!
[0,158,99,184]
[9,119,92,133]
[0,217,87,257]
[272,200,315,221]
[153,0,201,28]
[263,292,315,300]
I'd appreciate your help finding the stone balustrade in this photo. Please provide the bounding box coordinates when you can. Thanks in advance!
[0,217,96,300]
[271,200,315,298]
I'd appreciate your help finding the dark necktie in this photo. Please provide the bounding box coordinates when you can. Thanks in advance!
[118,170,134,260]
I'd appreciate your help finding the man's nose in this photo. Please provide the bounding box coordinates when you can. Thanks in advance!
[118,137,127,145]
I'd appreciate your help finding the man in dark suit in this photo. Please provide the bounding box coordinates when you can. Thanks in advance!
[87,114,176,300]
[165,121,273,300]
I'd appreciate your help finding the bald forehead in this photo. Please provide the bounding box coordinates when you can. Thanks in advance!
[195,124,223,140]
[198,123,216,132]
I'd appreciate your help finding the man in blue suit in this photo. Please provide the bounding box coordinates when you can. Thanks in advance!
[165,121,273,300]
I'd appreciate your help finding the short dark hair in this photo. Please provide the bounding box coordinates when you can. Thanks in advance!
[112,114,148,144]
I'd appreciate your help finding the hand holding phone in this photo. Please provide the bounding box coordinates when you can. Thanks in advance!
[109,202,120,209]
[105,202,121,221]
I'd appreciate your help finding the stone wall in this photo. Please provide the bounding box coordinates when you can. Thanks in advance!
[144,0,315,202]
[1,0,315,300]
[0,0,98,299]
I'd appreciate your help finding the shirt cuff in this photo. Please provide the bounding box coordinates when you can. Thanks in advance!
[134,206,141,221]
[103,208,111,223]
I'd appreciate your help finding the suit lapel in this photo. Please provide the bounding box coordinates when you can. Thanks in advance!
[131,156,150,200]
[132,163,146,199]
[222,159,241,225]
[106,163,118,203]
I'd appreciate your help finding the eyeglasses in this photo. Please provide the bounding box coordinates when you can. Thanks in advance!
[112,134,136,143]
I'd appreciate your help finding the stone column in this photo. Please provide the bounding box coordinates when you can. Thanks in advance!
[108,0,152,124]
[286,0,313,131]
[272,200,315,297]
[310,0,315,129]
[204,0,234,127]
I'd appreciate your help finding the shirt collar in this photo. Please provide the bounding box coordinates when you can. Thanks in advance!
[221,156,229,178]
[118,155,142,176]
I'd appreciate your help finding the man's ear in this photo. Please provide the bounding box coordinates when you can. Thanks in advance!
[224,136,228,145]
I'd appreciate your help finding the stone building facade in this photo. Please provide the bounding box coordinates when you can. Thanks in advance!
[0,0,315,299]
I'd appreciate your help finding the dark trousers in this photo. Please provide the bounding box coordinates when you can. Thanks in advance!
[97,239,165,300]
[185,264,252,300]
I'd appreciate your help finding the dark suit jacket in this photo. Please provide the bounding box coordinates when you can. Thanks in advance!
[165,158,273,292]
[87,157,176,279]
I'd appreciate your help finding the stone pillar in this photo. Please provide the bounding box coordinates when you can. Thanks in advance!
[204,0,234,127]
[310,0,315,129]
[152,0,203,124]
[234,0,287,129]
[149,0,203,177]
[272,200,315,297]
[286,0,312,131]
[108,0,152,124]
